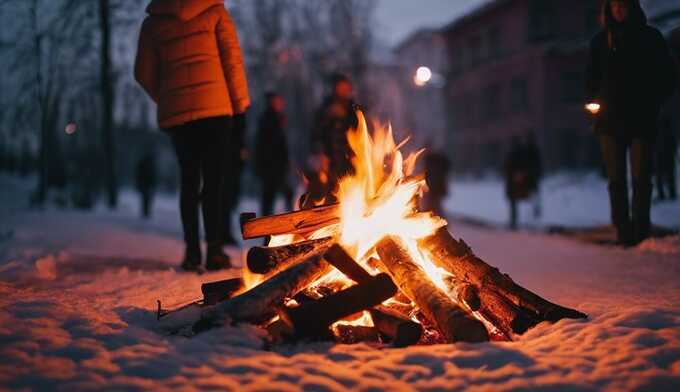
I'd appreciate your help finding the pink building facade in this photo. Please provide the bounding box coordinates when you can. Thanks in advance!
[442,0,601,172]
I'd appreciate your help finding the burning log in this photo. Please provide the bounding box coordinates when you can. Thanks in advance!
[201,278,244,305]
[376,236,489,343]
[418,227,587,322]
[443,276,481,311]
[247,237,334,275]
[333,325,381,344]
[477,288,537,339]
[278,273,397,338]
[205,255,332,325]
[240,203,341,239]
[369,305,423,347]
[323,244,373,284]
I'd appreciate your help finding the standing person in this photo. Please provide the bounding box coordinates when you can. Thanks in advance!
[524,132,543,218]
[254,92,293,216]
[135,0,250,271]
[135,148,157,219]
[309,74,359,203]
[221,112,247,245]
[586,0,676,245]
[655,114,678,201]
[504,138,531,230]
[422,149,451,218]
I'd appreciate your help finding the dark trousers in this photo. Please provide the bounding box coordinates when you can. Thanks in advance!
[599,135,654,242]
[169,117,232,254]
[260,175,293,217]
[656,160,677,200]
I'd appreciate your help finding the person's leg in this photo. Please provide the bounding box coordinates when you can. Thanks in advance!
[170,128,203,267]
[630,138,654,243]
[509,198,518,230]
[599,135,631,244]
[222,145,242,245]
[199,117,232,269]
[261,178,277,217]
[668,159,677,199]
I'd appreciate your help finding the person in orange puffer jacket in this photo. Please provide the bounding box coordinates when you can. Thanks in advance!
[135,0,250,272]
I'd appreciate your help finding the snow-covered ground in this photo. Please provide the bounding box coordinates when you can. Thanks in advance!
[1,174,680,391]
[445,172,680,230]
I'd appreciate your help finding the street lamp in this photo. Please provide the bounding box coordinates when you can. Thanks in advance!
[414,66,433,87]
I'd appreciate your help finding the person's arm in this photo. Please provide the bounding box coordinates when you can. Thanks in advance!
[585,34,603,105]
[216,8,250,115]
[652,29,677,103]
[134,19,160,103]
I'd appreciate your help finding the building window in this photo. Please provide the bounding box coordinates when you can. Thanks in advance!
[560,71,584,103]
[467,35,482,65]
[585,3,600,36]
[528,0,556,42]
[487,26,501,59]
[483,83,502,118]
[510,77,529,112]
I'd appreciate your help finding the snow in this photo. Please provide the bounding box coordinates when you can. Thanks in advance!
[1,174,680,391]
[445,172,680,231]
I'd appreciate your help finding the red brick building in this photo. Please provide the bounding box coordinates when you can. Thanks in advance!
[442,0,601,172]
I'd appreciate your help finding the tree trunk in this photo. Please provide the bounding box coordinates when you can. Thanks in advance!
[247,237,334,274]
[99,0,117,209]
[241,203,340,239]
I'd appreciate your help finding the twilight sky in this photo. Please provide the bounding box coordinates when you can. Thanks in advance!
[374,0,491,47]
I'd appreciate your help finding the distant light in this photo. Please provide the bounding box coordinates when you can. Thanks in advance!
[414,66,433,87]
[585,103,601,114]
[65,122,77,135]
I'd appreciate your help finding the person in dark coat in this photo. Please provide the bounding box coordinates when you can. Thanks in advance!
[254,92,293,216]
[422,149,451,218]
[586,0,676,245]
[504,137,535,230]
[135,149,157,219]
[655,113,678,200]
[523,132,543,218]
[310,74,359,201]
[221,112,247,246]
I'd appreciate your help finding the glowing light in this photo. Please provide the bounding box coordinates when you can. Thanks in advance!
[65,122,77,135]
[585,103,601,114]
[414,66,433,87]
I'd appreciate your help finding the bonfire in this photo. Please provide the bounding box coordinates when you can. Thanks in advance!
[159,112,586,346]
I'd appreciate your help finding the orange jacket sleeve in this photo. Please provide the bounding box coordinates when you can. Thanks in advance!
[134,19,160,103]
[216,8,250,114]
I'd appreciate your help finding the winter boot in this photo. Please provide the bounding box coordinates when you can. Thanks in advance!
[180,246,203,272]
[206,243,232,271]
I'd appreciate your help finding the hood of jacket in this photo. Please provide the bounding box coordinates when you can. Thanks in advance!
[147,0,224,21]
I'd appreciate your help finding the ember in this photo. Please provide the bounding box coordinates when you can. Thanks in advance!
[162,111,586,346]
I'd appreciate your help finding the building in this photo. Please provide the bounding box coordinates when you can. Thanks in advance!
[442,0,601,172]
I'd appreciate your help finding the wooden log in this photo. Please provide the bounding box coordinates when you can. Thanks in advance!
[241,203,341,239]
[333,325,381,344]
[323,244,373,284]
[247,237,334,275]
[278,273,397,338]
[477,288,538,339]
[205,255,332,325]
[443,276,481,311]
[369,305,423,347]
[376,236,489,343]
[418,227,587,322]
[201,278,244,305]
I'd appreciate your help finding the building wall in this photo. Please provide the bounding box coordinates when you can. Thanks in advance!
[443,0,600,173]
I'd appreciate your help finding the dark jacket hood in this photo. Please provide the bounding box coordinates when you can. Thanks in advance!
[147,0,224,21]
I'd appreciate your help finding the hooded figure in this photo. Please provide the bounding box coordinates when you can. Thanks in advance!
[586,0,676,245]
[135,0,250,271]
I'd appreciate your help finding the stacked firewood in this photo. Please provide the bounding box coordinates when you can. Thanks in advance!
[189,203,586,346]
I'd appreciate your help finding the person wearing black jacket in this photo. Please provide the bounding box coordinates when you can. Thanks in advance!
[254,92,293,216]
[586,0,676,245]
